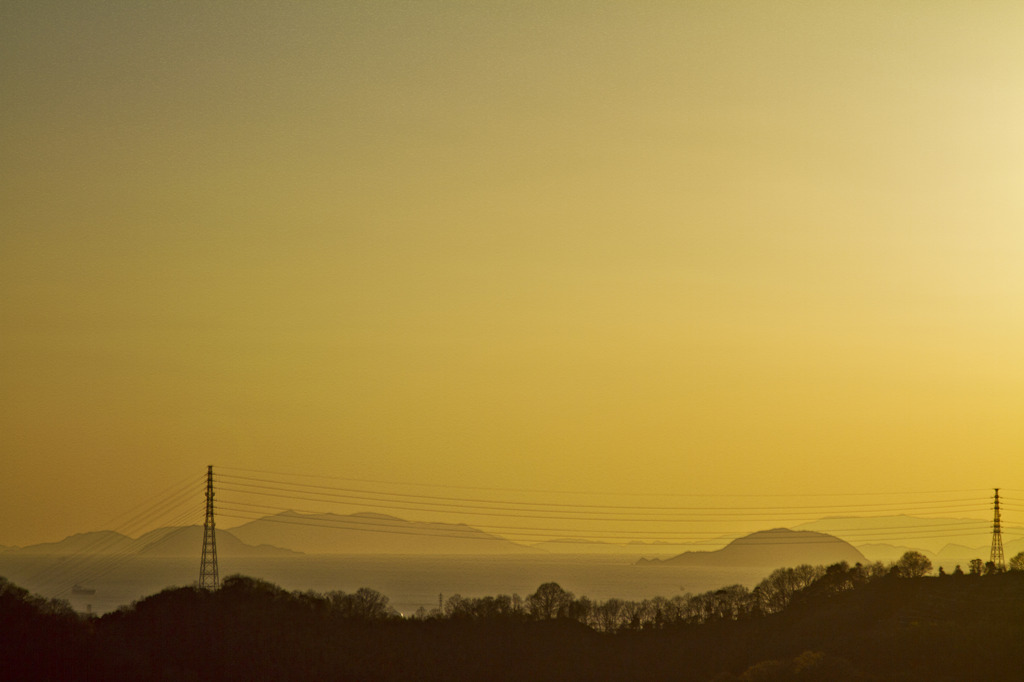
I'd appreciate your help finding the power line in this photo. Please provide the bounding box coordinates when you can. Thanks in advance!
[216,473,985,513]
[24,474,205,598]
[47,504,204,599]
[214,477,988,520]
[216,484,986,524]
[216,499,991,543]
[206,467,1018,552]
[25,474,202,586]
[215,507,995,548]
[215,465,991,499]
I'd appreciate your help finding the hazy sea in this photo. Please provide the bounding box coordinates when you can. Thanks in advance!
[0,554,770,616]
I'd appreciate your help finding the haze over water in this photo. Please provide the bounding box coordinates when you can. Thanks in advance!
[0,553,771,617]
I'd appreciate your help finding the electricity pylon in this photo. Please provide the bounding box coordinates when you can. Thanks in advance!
[199,465,220,589]
[990,488,1005,572]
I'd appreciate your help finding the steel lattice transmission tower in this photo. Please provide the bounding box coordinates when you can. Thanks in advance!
[990,487,1005,572]
[199,465,220,589]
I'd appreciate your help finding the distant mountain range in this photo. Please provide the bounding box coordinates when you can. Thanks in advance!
[228,511,536,555]
[637,529,866,568]
[4,531,136,556]
[793,515,1024,567]
[6,512,1020,564]
[1,512,535,557]
[138,527,301,557]
[794,515,1004,553]
[2,527,298,558]
[855,539,1024,568]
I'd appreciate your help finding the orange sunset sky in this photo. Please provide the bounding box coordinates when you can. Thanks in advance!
[2,2,1023,547]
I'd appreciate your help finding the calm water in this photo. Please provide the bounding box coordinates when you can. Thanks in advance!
[0,554,770,616]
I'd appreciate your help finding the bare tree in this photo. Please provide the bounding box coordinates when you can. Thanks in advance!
[592,598,625,632]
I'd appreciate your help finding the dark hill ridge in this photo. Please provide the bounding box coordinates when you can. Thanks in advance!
[638,528,866,567]
[5,563,1024,681]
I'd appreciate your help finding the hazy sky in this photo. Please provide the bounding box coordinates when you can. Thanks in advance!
[3,2,1023,547]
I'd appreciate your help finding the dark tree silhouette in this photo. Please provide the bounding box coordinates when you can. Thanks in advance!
[895,551,932,578]
[527,582,574,620]
[753,564,823,614]
[0,576,89,682]
[4,563,1024,682]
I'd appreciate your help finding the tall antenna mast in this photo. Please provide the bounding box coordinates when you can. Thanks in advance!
[990,487,1005,572]
[199,465,220,589]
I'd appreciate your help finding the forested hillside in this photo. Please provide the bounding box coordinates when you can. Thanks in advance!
[3,555,1023,681]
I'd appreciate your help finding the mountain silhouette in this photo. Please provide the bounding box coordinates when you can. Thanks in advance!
[638,528,866,567]
[10,531,136,555]
[8,527,296,557]
[227,510,536,554]
[136,526,300,557]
